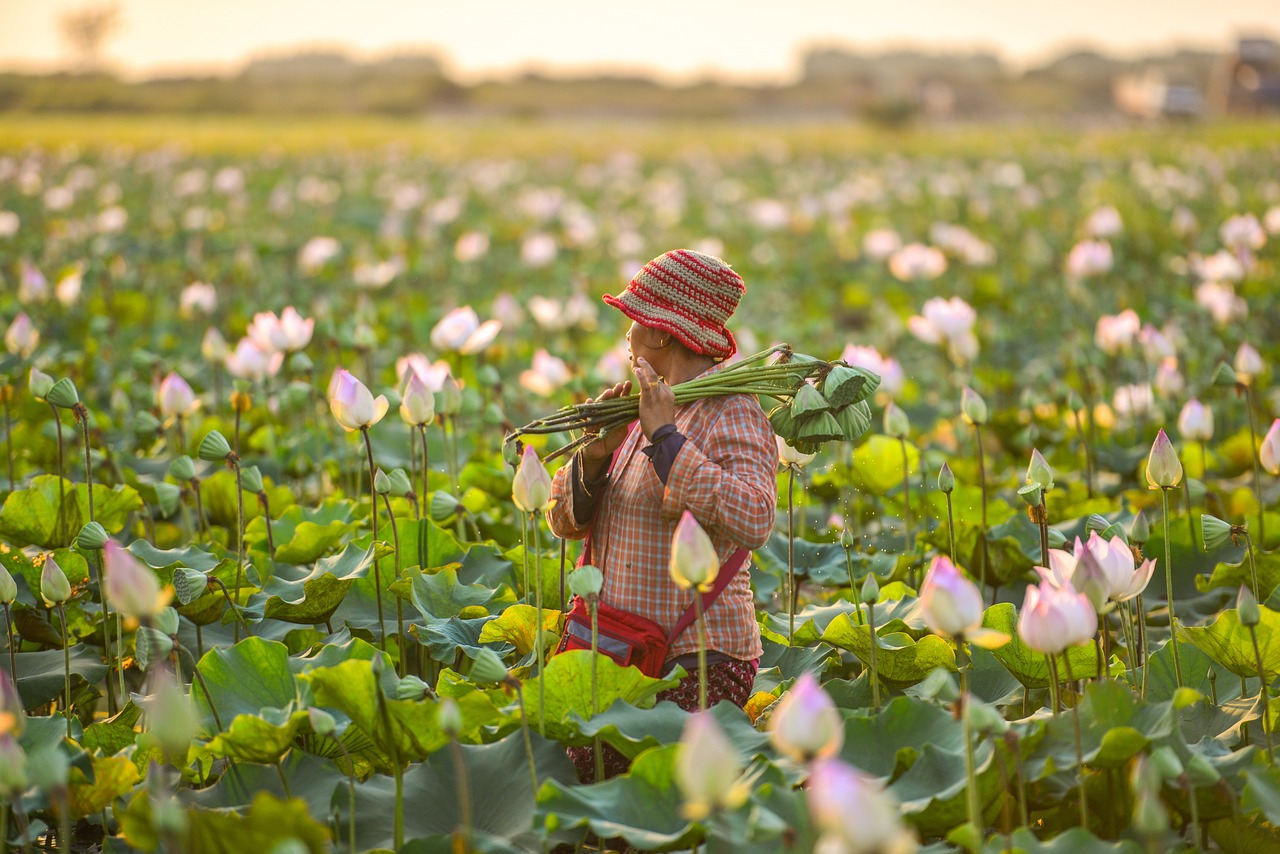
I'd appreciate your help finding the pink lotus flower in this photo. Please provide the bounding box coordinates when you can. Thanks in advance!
[399,370,435,427]
[1066,532,1155,608]
[841,345,904,397]
[777,436,816,467]
[430,307,501,354]
[1094,309,1141,355]
[4,313,38,358]
[328,369,388,432]
[225,337,284,381]
[1017,579,1096,655]
[201,327,229,363]
[1220,213,1266,251]
[520,233,558,267]
[861,228,902,261]
[297,236,341,274]
[1235,343,1264,386]
[1085,206,1123,237]
[17,261,48,305]
[1153,357,1184,399]
[919,555,1008,647]
[1261,419,1280,476]
[352,257,404,289]
[1171,206,1198,237]
[1065,240,1113,278]
[670,511,718,592]
[1178,399,1213,442]
[394,354,450,391]
[454,231,490,263]
[1138,324,1176,363]
[806,758,914,854]
[888,243,947,281]
[676,711,750,820]
[908,297,978,364]
[1112,384,1155,422]
[512,445,552,513]
[0,211,18,238]
[1266,205,1280,236]
[768,672,843,761]
[1191,250,1243,283]
[157,372,198,419]
[519,349,572,398]
[54,268,82,307]
[247,307,314,353]
[1146,428,1183,489]
[1194,282,1246,326]
[104,540,170,619]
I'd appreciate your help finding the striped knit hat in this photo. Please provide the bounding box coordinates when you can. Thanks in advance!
[604,249,745,360]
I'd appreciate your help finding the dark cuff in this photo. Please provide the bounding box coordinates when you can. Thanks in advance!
[570,451,609,526]
[640,424,686,485]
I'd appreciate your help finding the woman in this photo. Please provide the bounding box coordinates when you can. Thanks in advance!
[547,248,777,781]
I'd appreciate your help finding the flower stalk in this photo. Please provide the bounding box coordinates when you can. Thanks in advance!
[360,426,386,649]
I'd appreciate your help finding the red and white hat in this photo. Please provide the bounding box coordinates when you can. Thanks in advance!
[604,249,745,360]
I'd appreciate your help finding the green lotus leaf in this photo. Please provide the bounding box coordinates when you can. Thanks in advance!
[0,476,142,549]
[252,543,374,625]
[1198,549,1280,603]
[394,564,503,623]
[190,637,296,735]
[206,706,310,764]
[343,730,578,851]
[981,603,1101,688]
[849,435,920,496]
[7,645,109,708]
[478,604,562,657]
[412,615,500,662]
[81,701,142,756]
[536,744,702,851]
[570,698,769,761]
[244,499,357,564]
[1180,605,1280,680]
[821,613,956,687]
[135,790,330,854]
[68,753,140,819]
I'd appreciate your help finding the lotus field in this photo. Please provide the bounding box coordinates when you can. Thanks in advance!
[4,121,1280,853]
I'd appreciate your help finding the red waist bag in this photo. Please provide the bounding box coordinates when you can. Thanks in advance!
[553,421,749,678]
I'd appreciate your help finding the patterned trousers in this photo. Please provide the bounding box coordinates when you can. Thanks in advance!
[567,657,758,783]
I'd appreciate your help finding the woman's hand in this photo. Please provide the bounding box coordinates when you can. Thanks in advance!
[580,380,632,470]
[634,357,676,440]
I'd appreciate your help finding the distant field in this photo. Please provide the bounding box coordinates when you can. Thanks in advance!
[1,112,1279,157]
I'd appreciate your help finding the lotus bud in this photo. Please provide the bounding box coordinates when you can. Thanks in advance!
[201,327,229,362]
[73,521,107,552]
[374,468,392,495]
[0,563,16,605]
[960,386,988,425]
[470,648,511,685]
[40,555,71,606]
[1177,399,1213,442]
[1238,585,1261,627]
[882,401,910,438]
[45,377,79,409]
[157,372,197,418]
[1145,429,1183,489]
[860,572,879,605]
[436,374,462,417]
[395,674,431,701]
[769,672,844,762]
[919,555,986,639]
[1261,419,1280,476]
[0,670,25,736]
[839,526,856,550]
[370,654,387,677]
[1210,361,1238,388]
[512,445,553,513]
[806,758,913,854]
[386,468,413,498]
[288,351,313,374]
[1201,514,1234,551]
[1026,449,1054,491]
[307,707,337,737]
[437,697,463,738]
[197,430,232,462]
[148,673,196,759]
[937,462,955,494]
[669,511,718,592]
[676,711,748,820]
[399,370,436,426]
[568,565,604,599]
[136,626,174,668]
[239,465,264,495]
[329,369,390,432]
[1234,343,1264,386]
[134,411,162,436]
[1129,510,1150,546]
[1086,514,1110,535]
[28,367,54,401]
[104,540,170,619]
[0,737,28,796]
[169,455,196,482]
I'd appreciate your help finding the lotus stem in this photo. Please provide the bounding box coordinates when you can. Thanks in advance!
[1047,653,1061,716]
[58,603,71,737]
[975,424,990,592]
[233,462,245,643]
[520,512,530,603]
[260,492,275,555]
[393,761,404,851]
[1070,679,1088,829]
[1244,531,1260,601]
[959,665,982,838]
[1199,440,1208,482]
[449,737,472,851]
[900,436,914,585]
[382,493,405,677]
[3,603,15,677]
[1182,482,1197,552]
[1136,593,1148,700]
[843,541,856,595]
[3,395,13,490]
[1070,397,1094,499]
[52,403,66,545]
[1248,622,1274,765]
[865,597,881,712]
[360,426,386,649]
[1161,488,1183,688]
[210,576,253,638]
[419,426,430,554]
[945,490,956,563]
[685,591,705,710]
[1245,385,1266,546]
[532,511,546,738]
[515,685,540,800]
[787,464,796,642]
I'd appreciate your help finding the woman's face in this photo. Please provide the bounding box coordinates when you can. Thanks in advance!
[625,321,671,369]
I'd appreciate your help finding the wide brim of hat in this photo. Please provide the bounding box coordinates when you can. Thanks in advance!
[603,289,737,359]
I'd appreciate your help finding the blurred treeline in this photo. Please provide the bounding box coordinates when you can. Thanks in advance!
[0,45,1226,121]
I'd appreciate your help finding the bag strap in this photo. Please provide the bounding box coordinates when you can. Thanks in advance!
[667,548,750,645]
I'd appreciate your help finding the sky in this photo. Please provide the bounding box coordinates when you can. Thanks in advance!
[1,0,1277,82]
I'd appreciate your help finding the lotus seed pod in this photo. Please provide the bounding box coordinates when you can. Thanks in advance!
[169,455,197,482]
[238,465,264,495]
[470,648,510,685]
[1200,514,1233,551]
[386,468,413,497]
[1210,362,1238,387]
[155,607,180,636]
[395,675,430,701]
[567,565,604,599]
[45,377,79,408]
[197,430,232,462]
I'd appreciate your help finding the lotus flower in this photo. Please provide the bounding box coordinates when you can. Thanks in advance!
[201,327,229,363]
[1235,343,1264,386]
[777,436,816,467]
[919,556,1007,647]
[297,236,341,273]
[430,306,501,354]
[511,445,552,513]
[104,540,170,619]
[4,313,38,358]
[1153,358,1184,399]
[329,369,389,432]
[519,349,572,398]
[1177,399,1213,442]
[399,370,436,426]
[520,233,558,267]
[40,555,71,606]
[225,337,284,381]
[157,372,198,419]
[1261,419,1280,476]
[861,228,901,261]
[1017,579,1096,655]
[0,563,14,606]
[670,511,718,592]
[0,211,18,238]
[888,243,947,281]
[1085,206,1123,237]
[1192,250,1244,282]
[841,345,904,397]
[1138,324,1177,364]
[247,307,314,353]
[1094,309,1141,355]
[1071,532,1155,606]
[806,758,916,854]
[1065,240,1113,278]
[54,269,82,307]
[676,711,750,820]
[768,672,843,761]
[394,354,450,390]
[960,386,988,425]
[1026,449,1054,491]
[1194,282,1247,326]
[1146,429,1183,489]
[17,261,49,305]
[454,231,490,262]
[907,296,978,363]
[1220,213,1266,251]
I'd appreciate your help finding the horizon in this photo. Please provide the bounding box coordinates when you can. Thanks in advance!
[1,0,1277,85]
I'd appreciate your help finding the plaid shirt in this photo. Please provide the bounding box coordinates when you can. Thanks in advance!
[548,363,776,660]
